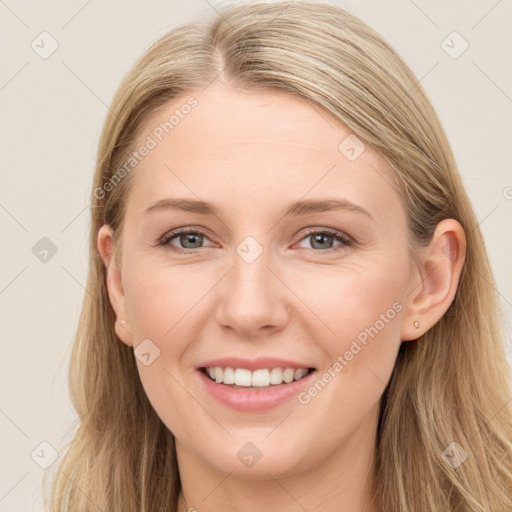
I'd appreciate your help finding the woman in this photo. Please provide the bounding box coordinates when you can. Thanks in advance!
[46,1,512,510]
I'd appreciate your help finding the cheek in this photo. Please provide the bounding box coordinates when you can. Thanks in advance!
[121,258,212,434]
[124,257,211,342]
[285,254,407,343]
[288,257,406,401]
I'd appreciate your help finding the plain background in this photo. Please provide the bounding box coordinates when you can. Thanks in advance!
[0,0,511,510]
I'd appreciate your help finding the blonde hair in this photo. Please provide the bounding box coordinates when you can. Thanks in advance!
[46,1,512,510]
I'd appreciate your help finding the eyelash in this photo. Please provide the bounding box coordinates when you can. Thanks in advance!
[158,227,355,254]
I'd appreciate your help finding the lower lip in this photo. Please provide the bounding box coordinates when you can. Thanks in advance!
[196,369,316,412]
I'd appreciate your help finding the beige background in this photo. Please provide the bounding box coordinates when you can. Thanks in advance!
[1,0,511,510]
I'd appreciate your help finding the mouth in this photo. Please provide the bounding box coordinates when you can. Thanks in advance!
[196,363,318,411]
[199,366,316,389]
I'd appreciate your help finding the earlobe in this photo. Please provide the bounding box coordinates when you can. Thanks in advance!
[114,317,133,345]
[97,224,134,347]
[401,219,466,341]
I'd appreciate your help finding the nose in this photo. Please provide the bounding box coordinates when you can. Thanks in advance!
[214,247,290,339]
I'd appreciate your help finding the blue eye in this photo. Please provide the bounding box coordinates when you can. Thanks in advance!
[297,228,354,251]
[160,229,215,253]
[159,227,354,254]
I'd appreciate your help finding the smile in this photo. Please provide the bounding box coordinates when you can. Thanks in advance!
[197,366,317,412]
[202,366,314,388]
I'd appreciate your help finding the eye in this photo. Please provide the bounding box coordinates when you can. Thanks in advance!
[159,227,354,254]
[295,228,354,252]
[159,228,215,253]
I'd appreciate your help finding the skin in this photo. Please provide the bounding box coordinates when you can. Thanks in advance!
[97,83,466,512]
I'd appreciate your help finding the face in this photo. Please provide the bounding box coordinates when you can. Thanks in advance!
[100,84,419,479]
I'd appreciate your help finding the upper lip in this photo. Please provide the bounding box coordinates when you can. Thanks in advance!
[198,357,315,371]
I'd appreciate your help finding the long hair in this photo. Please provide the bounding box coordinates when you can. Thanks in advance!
[46,1,512,510]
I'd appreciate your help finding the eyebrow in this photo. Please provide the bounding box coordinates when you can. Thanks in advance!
[143,197,373,220]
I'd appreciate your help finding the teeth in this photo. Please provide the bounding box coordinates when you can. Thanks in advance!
[223,367,235,384]
[204,366,311,387]
[234,368,252,386]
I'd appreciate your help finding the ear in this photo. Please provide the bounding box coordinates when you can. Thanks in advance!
[97,224,133,347]
[401,219,466,341]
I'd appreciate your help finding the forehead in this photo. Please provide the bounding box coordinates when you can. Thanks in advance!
[125,84,402,222]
